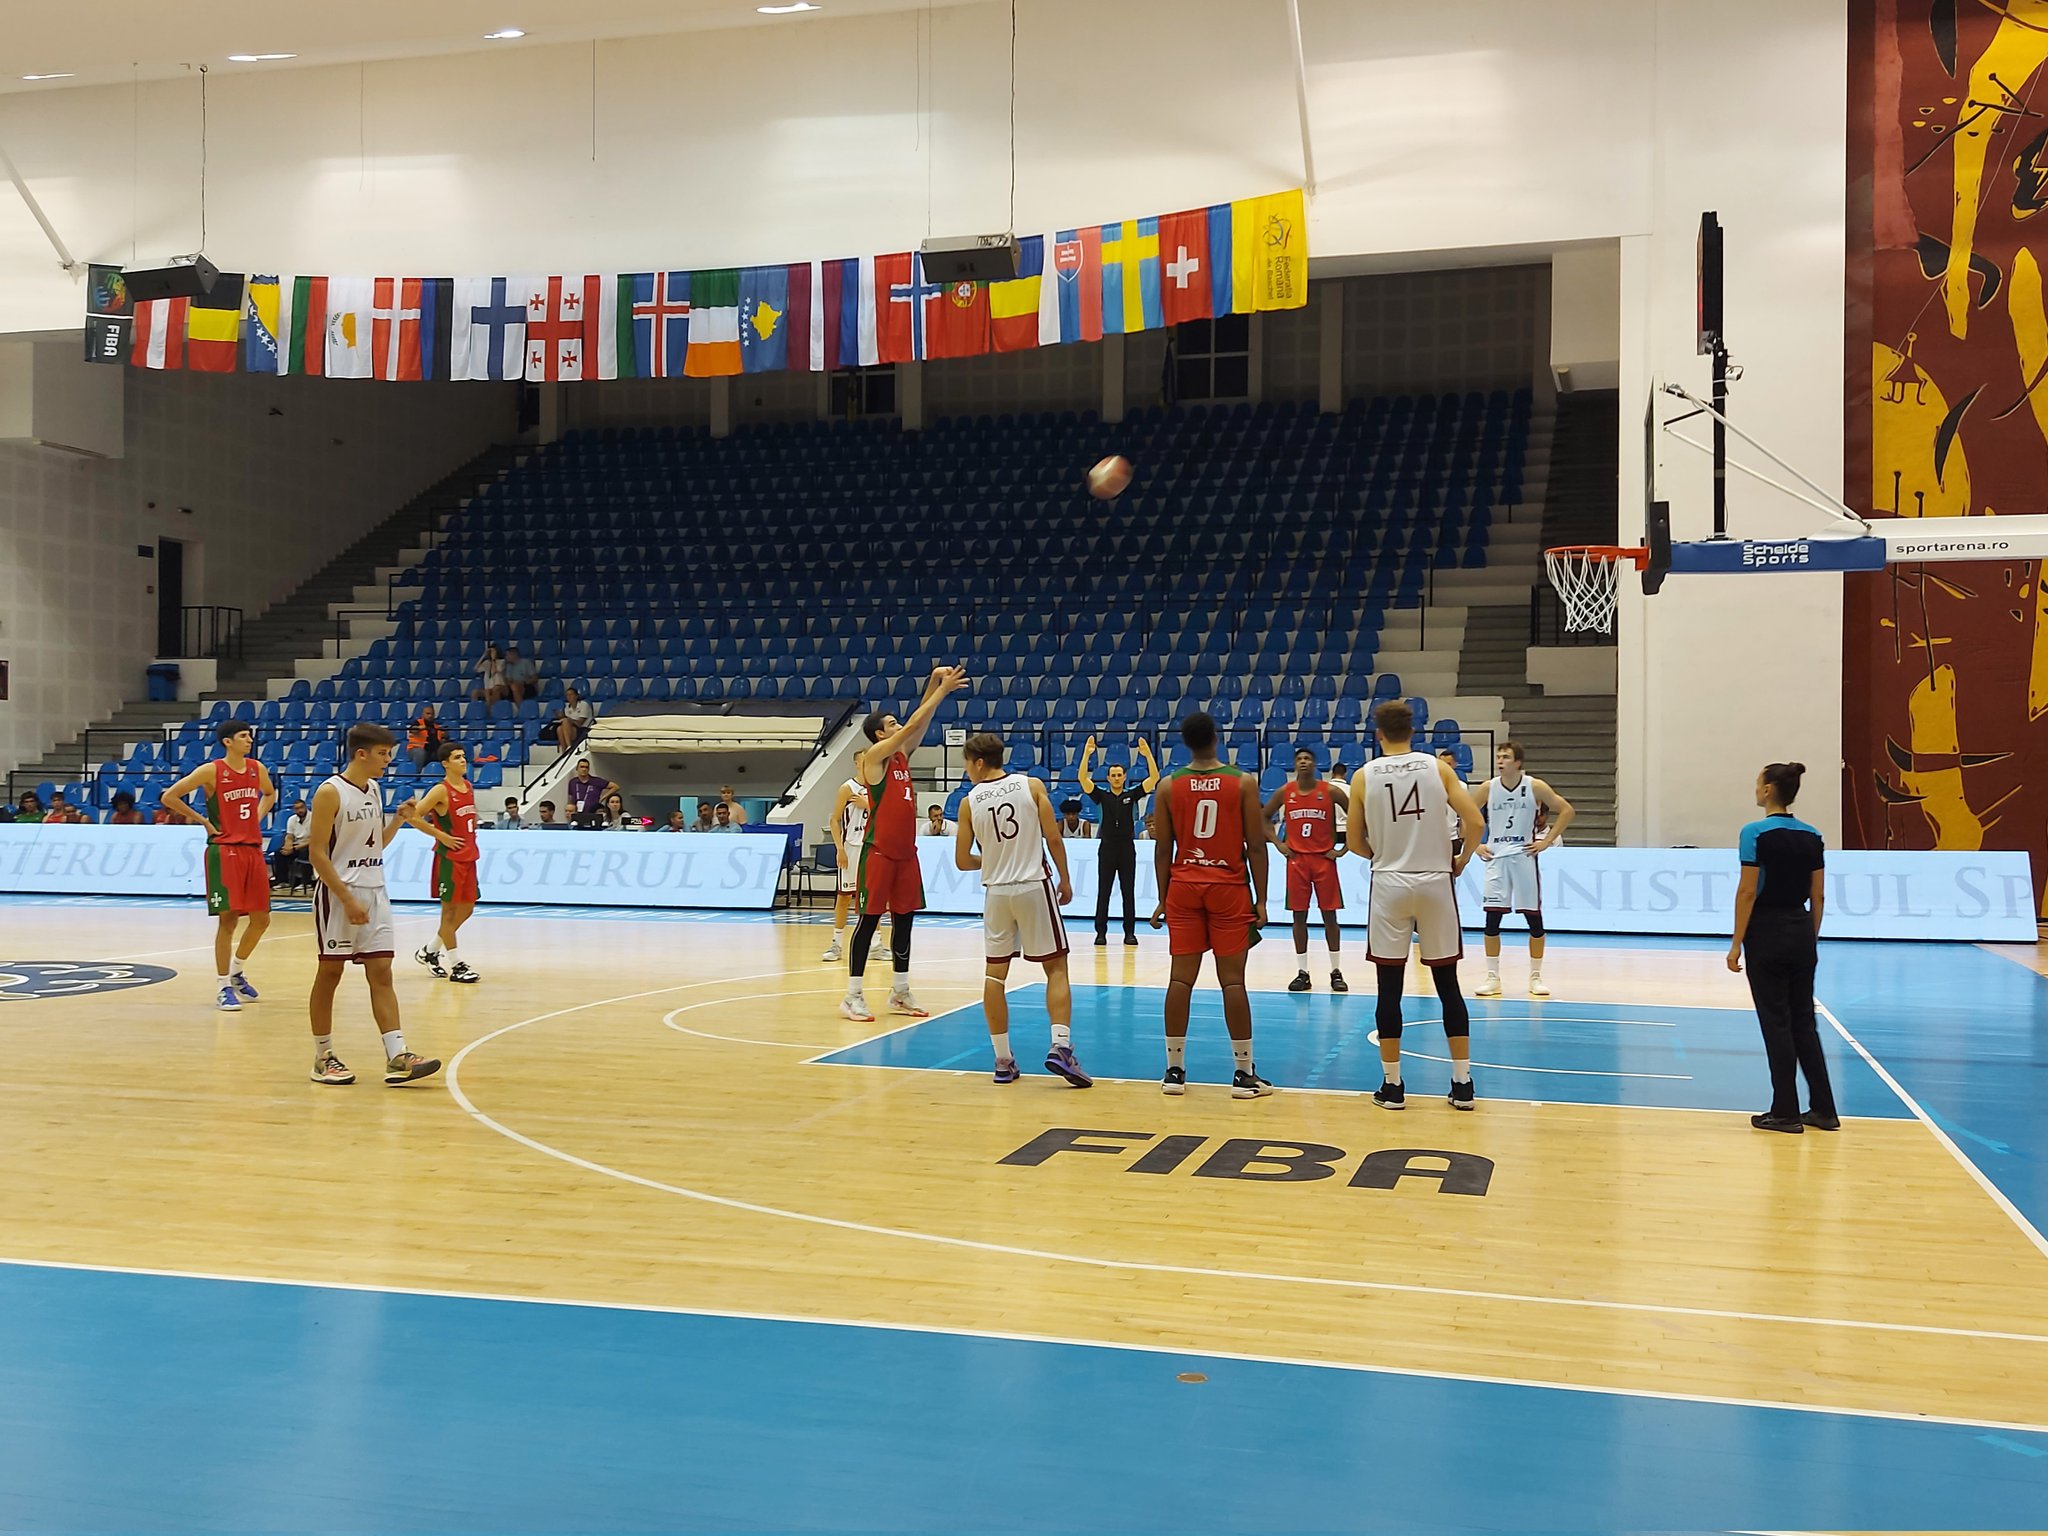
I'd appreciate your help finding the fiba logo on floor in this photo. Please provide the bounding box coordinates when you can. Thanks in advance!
[0,962,178,1001]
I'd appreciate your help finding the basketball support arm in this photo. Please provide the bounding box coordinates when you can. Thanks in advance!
[1661,382,2048,560]
[0,139,79,273]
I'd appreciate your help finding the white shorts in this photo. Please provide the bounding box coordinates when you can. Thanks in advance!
[1367,871,1463,966]
[1482,848,1541,913]
[984,879,1069,964]
[837,849,863,895]
[314,884,396,963]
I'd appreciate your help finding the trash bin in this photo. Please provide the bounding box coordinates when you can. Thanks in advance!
[146,663,181,702]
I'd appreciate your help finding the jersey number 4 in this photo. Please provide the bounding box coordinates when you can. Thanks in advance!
[1385,782,1426,821]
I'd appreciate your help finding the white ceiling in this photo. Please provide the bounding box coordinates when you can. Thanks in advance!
[0,1,976,95]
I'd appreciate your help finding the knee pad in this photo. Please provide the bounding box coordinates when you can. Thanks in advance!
[1525,914,1545,939]
[1376,1014,1404,1041]
[1484,911,1504,937]
[1440,1013,1470,1039]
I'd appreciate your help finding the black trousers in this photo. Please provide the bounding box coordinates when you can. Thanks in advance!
[1095,839,1137,937]
[1742,909,1837,1119]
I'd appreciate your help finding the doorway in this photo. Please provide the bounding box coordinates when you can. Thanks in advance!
[156,538,184,657]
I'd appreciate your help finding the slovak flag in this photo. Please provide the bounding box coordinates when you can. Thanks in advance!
[1042,227,1103,345]
[1157,208,1214,326]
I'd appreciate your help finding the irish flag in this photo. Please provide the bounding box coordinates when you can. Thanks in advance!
[683,269,741,377]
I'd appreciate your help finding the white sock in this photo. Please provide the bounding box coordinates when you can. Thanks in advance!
[1166,1039,1186,1069]
[233,961,250,979]
[891,975,910,996]
[1231,1039,1252,1071]
[1486,964,1500,981]
[846,980,865,1002]
[314,1033,333,1062]
[381,1030,405,1062]
[1050,1023,1072,1048]
[444,949,461,968]
[1452,1058,1472,1084]
[218,969,231,984]
[1327,944,1341,963]
[991,1030,1012,1063]
[1529,963,1543,980]
[831,927,844,944]
[1384,1062,1403,1085]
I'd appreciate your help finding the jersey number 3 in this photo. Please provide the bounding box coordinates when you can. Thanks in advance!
[1385,782,1425,821]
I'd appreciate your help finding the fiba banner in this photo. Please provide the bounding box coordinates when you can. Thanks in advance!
[913,842,2038,942]
[0,826,783,910]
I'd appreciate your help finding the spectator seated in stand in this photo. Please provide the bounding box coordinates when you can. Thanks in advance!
[1057,798,1093,839]
[472,643,508,709]
[15,791,45,823]
[495,796,523,829]
[274,798,312,888]
[107,791,145,826]
[534,800,565,828]
[717,785,749,825]
[707,803,740,833]
[659,810,687,833]
[408,704,449,769]
[922,804,956,837]
[503,645,540,706]
[43,791,90,825]
[694,800,716,831]
[150,800,178,826]
[550,686,595,757]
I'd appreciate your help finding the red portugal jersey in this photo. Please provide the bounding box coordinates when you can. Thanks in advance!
[434,779,480,864]
[1167,765,1247,884]
[1282,781,1337,854]
[207,757,264,846]
[864,751,917,859]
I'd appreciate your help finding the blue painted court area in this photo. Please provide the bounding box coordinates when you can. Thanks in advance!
[819,983,1912,1117]
[1,1261,2044,1534]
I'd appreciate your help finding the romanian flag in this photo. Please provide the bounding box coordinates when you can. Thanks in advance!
[990,236,1044,352]
[683,268,741,377]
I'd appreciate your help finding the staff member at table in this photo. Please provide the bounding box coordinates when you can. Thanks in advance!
[1727,761,1839,1135]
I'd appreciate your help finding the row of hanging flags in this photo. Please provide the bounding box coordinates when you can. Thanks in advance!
[84,191,1307,380]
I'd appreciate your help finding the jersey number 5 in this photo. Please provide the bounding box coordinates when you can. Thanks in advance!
[1386,782,1425,821]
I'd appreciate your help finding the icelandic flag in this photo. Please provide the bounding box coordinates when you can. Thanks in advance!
[628,272,692,378]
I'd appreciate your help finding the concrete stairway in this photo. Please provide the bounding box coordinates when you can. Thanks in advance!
[9,445,522,794]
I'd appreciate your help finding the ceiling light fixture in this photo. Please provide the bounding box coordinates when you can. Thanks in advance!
[21,73,77,81]
[226,53,297,62]
[757,3,821,13]
[484,28,526,39]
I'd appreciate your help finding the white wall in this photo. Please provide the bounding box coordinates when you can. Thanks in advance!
[0,365,514,775]
[1551,243,1623,392]
[0,0,1849,842]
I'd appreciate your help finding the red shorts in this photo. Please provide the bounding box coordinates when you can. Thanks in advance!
[860,845,925,916]
[205,843,270,917]
[1285,851,1341,913]
[1166,879,1254,957]
[433,853,479,905]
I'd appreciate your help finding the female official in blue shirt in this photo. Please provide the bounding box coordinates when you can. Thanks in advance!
[1727,761,1839,1134]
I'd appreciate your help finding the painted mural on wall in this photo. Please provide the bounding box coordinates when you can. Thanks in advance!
[1850,0,2048,911]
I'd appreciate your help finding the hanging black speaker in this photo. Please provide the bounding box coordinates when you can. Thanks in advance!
[125,257,222,302]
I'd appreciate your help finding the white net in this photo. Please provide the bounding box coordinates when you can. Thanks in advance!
[1544,547,1625,634]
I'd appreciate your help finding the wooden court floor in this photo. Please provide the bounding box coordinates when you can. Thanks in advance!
[4,895,2047,1447]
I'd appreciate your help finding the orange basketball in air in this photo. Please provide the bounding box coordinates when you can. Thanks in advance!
[1087,455,1134,500]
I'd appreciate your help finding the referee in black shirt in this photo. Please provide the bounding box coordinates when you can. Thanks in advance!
[1078,734,1158,945]
[1727,761,1839,1134]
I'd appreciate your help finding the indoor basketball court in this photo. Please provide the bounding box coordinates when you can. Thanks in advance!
[3,2,2047,1532]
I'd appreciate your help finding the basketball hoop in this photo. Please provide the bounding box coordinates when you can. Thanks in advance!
[1543,545,1648,635]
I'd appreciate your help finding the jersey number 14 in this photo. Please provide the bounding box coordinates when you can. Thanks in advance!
[1386,782,1425,821]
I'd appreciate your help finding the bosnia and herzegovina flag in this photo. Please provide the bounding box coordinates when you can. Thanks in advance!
[243,276,283,373]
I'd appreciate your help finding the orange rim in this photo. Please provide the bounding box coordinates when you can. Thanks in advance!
[1544,544,1649,571]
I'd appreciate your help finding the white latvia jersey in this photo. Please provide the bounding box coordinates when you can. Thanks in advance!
[324,774,388,889]
[1487,776,1539,850]
[1362,752,1453,875]
[839,779,869,846]
[967,773,1047,889]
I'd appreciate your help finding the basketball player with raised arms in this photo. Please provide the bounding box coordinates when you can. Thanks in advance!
[162,719,277,1012]
[412,742,484,984]
[956,732,1089,1087]
[1264,745,1349,993]
[1149,711,1273,1098]
[841,664,970,1022]
[821,775,871,963]
[1350,700,1484,1111]
[1473,741,1574,998]
[304,722,442,1087]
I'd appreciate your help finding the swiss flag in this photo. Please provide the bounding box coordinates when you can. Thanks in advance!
[875,252,916,364]
[925,279,990,360]
[1158,209,1214,326]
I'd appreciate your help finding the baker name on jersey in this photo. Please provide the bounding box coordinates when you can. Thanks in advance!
[999,1127,1493,1196]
